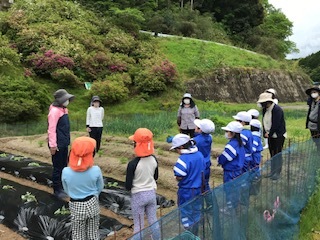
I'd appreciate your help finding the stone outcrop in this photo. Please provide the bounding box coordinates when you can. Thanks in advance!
[186,68,312,103]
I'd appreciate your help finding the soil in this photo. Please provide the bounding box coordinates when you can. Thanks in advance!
[0,132,225,240]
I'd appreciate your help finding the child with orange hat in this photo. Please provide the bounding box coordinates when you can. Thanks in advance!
[125,128,159,238]
[62,136,104,240]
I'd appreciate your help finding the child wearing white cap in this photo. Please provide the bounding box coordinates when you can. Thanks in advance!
[233,111,253,173]
[249,119,263,172]
[193,119,215,192]
[218,121,245,209]
[171,133,206,235]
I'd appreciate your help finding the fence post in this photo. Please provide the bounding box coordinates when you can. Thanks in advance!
[287,138,291,197]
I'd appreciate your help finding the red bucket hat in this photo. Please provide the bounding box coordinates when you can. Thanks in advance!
[69,136,96,172]
[129,128,154,157]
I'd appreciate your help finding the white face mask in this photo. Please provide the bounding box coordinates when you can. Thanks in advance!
[183,99,190,105]
[62,99,69,107]
[311,92,319,99]
[225,132,231,139]
[93,101,100,107]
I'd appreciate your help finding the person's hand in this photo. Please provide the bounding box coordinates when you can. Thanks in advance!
[86,127,91,133]
[264,133,269,138]
[50,147,58,155]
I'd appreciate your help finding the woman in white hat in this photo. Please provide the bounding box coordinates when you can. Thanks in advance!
[177,93,200,138]
[257,92,286,181]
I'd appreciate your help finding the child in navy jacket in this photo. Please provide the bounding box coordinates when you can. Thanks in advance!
[218,121,245,209]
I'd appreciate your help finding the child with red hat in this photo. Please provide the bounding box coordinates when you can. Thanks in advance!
[125,128,159,238]
[62,136,104,240]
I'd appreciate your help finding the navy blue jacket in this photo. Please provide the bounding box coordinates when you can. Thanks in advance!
[262,104,286,138]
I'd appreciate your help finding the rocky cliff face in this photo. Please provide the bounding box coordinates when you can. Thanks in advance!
[186,68,312,103]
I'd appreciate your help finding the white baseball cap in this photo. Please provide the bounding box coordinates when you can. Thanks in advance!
[221,121,243,133]
[247,109,259,118]
[170,134,190,150]
[183,93,192,99]
[250,119,261,129]
[233,111,252,123]
[194,119,215,133]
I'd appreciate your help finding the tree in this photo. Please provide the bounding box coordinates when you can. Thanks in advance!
[244,3,297,59]
[206,0,264,34]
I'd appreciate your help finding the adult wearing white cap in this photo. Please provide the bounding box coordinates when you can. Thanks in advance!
[193,119,215,192]
[171,133,205,235]
[305,85,320,151]
[218,121,245,209]
[177,93,200,138]
[257,92,286,180]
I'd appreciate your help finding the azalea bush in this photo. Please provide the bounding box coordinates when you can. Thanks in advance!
[27,49,75,75]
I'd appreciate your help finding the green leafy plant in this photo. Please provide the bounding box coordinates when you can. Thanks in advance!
[106,181,119,188]
[54,206,70,215]
[38,140,44,147]
[28,162,41,167]
[2,185,15,190]
[11,156,25,161]
[21,192,37,203]
[0,153,8,157]
[119,157,128,164]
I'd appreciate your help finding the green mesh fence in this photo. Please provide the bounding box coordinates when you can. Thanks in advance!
[128,138,320,240]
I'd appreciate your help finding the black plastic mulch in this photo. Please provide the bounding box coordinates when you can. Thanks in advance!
[0,178,123,240]
[0,152,175,219]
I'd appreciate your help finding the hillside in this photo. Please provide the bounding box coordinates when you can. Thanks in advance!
[0,0,312,125]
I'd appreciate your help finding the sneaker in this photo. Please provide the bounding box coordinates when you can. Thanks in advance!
[54,190,69,200]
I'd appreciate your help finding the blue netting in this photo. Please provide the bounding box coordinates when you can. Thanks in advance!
[128,138,320,240]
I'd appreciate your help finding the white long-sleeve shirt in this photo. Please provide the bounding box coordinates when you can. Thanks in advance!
[86,106,104,127]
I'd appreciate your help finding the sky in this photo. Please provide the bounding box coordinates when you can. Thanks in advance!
[268,0,320,59]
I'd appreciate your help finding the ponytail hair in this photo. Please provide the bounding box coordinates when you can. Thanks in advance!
[181,139,197,149]
[234,133,243,146]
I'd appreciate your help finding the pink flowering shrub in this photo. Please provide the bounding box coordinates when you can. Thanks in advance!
[152,60,177,82]
[27,49,75,75]
[108,64,127,72]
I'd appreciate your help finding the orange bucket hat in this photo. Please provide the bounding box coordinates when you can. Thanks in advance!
[69,136,96,172]
[129,128,154,157]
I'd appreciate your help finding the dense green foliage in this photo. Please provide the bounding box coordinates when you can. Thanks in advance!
[76,0,296,59]
[299,51,320,82]
[0,0,180,123]
[0,0,303,124]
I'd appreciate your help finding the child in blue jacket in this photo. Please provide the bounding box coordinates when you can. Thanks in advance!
[171,134,206,235]
[218,121,245,209]
[193,118,215,192]
[233,111,253,173]
[250,119,263,173]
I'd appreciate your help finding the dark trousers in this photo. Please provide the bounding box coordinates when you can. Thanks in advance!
[268,136,285,175]
[310,130,320,151]
[180,128,195,138]
[89,127,103,152]
[51,146,68,192]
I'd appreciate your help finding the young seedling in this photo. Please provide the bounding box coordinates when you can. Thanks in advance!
[21,192,37,203]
